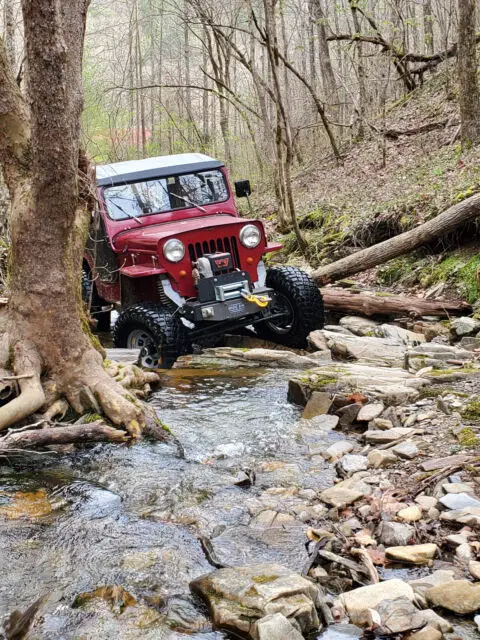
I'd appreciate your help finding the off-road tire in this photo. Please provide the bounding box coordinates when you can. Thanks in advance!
[113,302,190,369]
[255,266,324,348]
[82,267,111,332]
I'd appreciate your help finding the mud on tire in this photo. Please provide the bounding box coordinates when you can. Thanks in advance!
[113,302,190,369]
[255,266,324,348]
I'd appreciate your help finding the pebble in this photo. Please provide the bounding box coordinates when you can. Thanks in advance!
[386,543,437,565]
[475,614,480,632]
[407,626,442,640]
[319,486,363,509]
[378,521,413,547]
[367,449,397,469]
[364,427,415,444]
[415,495,438,510]
[469,559,480,580]
[397,505,422,522]
[446,533,471,546]
[338,454,369,475]
[439,492,480,510]
[391,440,419,460]
[357,402,384,422]
[455,543,472,562]
[426,579,480,614]
[442,482,475,494]
[324,440,354,461]
[372,418,393,430]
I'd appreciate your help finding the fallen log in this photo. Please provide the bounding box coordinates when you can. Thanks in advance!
[321,288,471,317]
[313,193,480,284]
[0,421,127,451]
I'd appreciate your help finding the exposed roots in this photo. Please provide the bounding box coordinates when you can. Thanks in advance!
[0,330,163,448]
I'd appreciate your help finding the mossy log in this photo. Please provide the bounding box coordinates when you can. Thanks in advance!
[321,287,471,317]
[313,193,480,284]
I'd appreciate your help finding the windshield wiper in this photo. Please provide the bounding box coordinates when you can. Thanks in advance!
[172,193,207,213]
[110,199,142,224]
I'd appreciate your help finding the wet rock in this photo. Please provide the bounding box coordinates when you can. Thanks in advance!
[469,559,480,580]
[356,403,384,422]
[324,441,354,461]
[190,564,320,638]
[338,455,368,476]
[406,626,442,640]
[397,505,422,522]
[253,613,304,640]
[364,427,415,444]
[339,316,379,337]
[391,441,419,460]
[378,522,414,547]
[368,450,397,469]
[385,544,437,565]
[426,579,480,614]
[440,506,480,527]
[337,579,414,626]
[451,316,480,337]
[375,597,427,634]
[303,392,332,419]
[319,485,363,509]
[439,492,480,510]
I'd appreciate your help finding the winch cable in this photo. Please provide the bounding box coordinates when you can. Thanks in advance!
[241,290,270,308]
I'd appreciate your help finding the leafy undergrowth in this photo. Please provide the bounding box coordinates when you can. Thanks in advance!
[267,67,480,300]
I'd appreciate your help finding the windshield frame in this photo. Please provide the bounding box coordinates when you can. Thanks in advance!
[101,168,231,222]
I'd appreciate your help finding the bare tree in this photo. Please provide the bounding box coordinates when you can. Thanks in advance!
[457,0,480,145]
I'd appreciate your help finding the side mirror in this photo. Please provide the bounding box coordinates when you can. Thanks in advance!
[234,179,252,198]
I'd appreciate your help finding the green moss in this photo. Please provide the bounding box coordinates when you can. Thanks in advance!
[428,367,479,377]
[421,251,480,304]
[252,574,279,584]
[83,413,103,423]
[457,427,479,447]
[461,399,480,422]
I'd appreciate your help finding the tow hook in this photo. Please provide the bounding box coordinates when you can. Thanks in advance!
[241,289,270,308]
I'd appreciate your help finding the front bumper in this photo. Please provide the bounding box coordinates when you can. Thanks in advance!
[183,285,273,323]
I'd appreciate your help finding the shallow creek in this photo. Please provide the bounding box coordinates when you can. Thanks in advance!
[0,366,477,639]
[0,367,335,638]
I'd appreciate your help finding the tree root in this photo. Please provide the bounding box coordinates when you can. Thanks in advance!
[0,332,163,445]
[0,341,44,432]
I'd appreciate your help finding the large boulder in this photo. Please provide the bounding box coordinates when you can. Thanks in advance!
[190,564,320,638]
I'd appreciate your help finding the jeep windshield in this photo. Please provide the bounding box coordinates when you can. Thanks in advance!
[103,168,229,221]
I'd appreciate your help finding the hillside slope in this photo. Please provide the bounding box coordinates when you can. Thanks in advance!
[267,70,480,305]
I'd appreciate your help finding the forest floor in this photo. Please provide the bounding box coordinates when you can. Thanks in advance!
[260,67,480,307]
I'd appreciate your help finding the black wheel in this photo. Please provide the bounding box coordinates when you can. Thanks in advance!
[113,302,190,369]
[82,267,112,332]
[255,266,324,348]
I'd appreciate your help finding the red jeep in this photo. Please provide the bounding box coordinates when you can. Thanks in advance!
[83,153,324,367]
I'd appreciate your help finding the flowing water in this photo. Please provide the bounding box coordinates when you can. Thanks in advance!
[0,367,331,639]
[0,366,476,639]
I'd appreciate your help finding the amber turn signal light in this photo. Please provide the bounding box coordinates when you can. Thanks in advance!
[246,257,254,264]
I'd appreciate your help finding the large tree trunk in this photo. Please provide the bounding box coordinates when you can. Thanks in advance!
[313,193,480,284]
[0,0,144,436]
[458,0,480,145]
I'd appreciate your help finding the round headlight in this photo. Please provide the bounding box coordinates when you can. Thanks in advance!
[163,238,185,263]
[239,224,261,248]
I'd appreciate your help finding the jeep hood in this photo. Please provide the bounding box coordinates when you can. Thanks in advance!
[113,214,251,252]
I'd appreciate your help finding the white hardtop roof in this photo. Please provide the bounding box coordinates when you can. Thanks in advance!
[96,153,222,185]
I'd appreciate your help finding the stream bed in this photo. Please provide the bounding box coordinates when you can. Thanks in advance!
[0,367,333,638]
